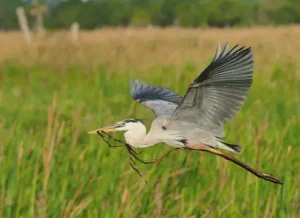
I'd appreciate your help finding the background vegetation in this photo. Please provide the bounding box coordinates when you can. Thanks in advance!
[0,26,299,217]
[1,0,300,30]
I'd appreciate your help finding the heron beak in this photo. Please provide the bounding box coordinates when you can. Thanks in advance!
[88,123,120,134]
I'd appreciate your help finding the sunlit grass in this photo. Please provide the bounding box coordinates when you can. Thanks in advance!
[0,27,299,217]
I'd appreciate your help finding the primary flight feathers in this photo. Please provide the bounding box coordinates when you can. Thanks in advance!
[171,43,253,131]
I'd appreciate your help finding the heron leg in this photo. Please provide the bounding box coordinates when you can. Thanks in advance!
[186,144,282,185]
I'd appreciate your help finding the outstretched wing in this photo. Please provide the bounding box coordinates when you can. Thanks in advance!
[169,43,253,137]
[130,79,182,117]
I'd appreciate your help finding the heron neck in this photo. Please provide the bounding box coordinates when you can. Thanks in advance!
[124,123,154,148]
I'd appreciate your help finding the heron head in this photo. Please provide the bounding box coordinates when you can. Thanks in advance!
[88,118,144,134]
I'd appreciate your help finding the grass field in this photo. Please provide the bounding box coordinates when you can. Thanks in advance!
[0,26,299,218]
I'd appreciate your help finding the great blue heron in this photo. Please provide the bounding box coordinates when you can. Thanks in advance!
[89,43,282,184]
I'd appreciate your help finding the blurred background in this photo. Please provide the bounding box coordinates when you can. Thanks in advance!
[0,0,299,218]
[1,0,300,29]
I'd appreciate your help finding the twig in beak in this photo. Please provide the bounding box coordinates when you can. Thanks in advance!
[96,131,124,148]
[96,131,181,182]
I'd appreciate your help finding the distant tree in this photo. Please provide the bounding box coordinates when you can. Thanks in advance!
[159,0,180,26]
[0,0,25,29]
[176,0,209,27]
[256,0,300,25]
[130,8,151,26]
[1,0,300,30]
[205,0,253,27]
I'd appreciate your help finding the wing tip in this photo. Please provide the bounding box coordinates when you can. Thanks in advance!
[214,42,252,56]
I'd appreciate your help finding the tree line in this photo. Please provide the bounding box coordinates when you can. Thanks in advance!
[1,0,300,30]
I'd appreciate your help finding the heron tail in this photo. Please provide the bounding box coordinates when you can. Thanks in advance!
[216,141,242,153]
[222,142,242,153]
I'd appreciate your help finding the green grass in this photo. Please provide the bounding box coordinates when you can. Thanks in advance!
[0,61,299,218]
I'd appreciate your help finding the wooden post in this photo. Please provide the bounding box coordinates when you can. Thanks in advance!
[36,11,44,35]
[173,17,179,27]
[29,3,48,36]
[70,22,79,43]
[16,7,32,44]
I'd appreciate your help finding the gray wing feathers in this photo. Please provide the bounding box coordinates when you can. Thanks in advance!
[130,79,182,116]
[130,79,182,104]
[170,43,253,137]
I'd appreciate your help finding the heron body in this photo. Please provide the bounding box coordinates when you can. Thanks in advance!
[91,43,252,152]
[89,43,282,184]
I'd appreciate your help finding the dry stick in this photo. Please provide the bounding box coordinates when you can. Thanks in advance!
[97,131,148,182]
[98,131,179,164]
[187,146,282,184]
[129,162,148,184]
[97,131,124,148]
[96,131,180,183]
